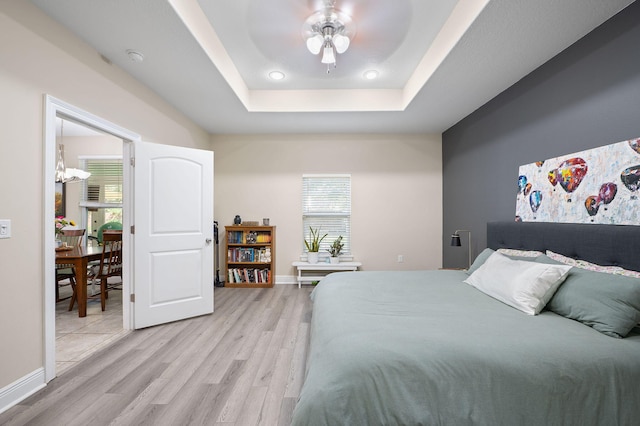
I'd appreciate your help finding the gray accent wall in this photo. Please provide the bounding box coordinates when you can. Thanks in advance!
[442,2,640,269]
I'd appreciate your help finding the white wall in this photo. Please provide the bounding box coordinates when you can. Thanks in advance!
[0,1,210,391]
[211,133,443,279]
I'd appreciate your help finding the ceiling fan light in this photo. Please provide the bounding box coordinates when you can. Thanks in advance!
[302,7,355,71]
[333,34,350,54]
[321,44,336,64]
[63,168,92,183]
[306,34,324,55]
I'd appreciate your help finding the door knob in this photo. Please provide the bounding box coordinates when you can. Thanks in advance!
[205,238,212,244]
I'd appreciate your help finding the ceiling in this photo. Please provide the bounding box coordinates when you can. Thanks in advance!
[31,0,634,135]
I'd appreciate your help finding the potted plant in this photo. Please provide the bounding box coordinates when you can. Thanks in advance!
[304,226,327,264]
[327,236,344,264]
[55,216,75,247]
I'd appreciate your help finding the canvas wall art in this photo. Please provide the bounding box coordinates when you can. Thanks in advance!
[516,138,640,224]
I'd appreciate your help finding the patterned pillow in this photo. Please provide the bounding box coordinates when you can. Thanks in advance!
[545,250,624,274]
[497,248,544,258]
[615,268,640,279]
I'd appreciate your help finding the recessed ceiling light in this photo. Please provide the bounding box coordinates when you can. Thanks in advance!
[363,70,379,80]
[126,49,144,63]
[269,71,285,81]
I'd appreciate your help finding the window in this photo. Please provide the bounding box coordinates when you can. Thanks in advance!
[79,157,123,239]
[302,174,351,254]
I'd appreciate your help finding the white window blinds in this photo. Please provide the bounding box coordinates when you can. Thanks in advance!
[302,174,351,253]
[79,158,123,207]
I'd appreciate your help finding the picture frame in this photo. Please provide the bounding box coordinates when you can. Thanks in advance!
[55,182,66,217]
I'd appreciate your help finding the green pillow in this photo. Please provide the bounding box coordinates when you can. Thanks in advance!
[467,248,539,275]
[536,256,640,338]
[466,248,495,275]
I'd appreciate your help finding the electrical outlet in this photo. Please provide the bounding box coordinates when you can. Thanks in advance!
[0,219,11,239]
[397,254,404,263]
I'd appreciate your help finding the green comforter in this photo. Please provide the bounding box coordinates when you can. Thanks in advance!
[291,270,640,426]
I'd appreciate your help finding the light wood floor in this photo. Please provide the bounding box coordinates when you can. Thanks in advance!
[1,285,313,426]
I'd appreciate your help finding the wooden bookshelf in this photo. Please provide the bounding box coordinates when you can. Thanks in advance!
[224,225,275,288]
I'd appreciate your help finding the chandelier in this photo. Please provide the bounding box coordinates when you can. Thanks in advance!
[55,119,91,183]
[303,5,355,73]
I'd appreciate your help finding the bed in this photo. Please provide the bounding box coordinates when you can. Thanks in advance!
[291,222,640,426]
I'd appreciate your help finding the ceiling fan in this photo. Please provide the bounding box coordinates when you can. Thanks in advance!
[301,1,356,72]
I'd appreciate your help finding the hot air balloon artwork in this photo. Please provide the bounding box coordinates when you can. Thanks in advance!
[584,182,617,220]
[556,157,588,202]
[598,182,617,207]
[518,175,526,195]
[584,196,599,218]
[517,175,532,198]
[547,169,559,189]
[621,165,640,199]
[516,138,640,225]
[529,190,542,219]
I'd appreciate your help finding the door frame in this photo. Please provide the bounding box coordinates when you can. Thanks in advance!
[43,95,140,382]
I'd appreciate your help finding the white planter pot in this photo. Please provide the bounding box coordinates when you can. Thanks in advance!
[307,252,319,264]
[329,256,340,264]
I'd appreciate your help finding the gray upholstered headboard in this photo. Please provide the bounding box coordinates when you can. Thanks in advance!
[487,221,640,272]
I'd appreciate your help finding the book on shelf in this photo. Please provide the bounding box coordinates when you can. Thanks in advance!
[256,232,271,243]
[227,230,271,245]
[226,267,270,284]
[228,247,273,263]
[227,231,244,244]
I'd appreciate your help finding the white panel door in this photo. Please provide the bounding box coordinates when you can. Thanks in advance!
[133,141,214,329]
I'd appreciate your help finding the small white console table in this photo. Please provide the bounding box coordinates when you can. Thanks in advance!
[292,261,362,288]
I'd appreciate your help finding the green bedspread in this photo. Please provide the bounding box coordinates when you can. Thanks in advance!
[291,270,640,426]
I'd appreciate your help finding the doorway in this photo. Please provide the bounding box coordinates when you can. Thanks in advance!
[45,95,215,383]
[44,95,140,382]
[54,117,127,375]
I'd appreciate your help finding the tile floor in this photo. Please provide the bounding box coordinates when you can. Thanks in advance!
[55,278,129,375]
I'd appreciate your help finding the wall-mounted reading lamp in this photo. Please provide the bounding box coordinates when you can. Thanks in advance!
[450,229,472,269]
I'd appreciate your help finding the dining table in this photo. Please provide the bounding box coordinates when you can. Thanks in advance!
[55,245,104,317]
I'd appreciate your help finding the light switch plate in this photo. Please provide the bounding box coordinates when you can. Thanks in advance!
[0,219,11,239]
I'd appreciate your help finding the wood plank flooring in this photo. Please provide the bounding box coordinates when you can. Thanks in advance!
[1,286,313,426]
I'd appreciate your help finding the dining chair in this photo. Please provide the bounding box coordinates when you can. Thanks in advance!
[87,221,123,246]
[71,230,123,311]
[59,228,85,248]
[55,228,85,304]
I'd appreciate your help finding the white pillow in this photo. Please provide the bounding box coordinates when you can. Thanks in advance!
[464,252,572,315]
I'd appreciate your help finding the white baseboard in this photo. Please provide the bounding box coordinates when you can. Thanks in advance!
[275,275,297,285]
[0,368,46,415]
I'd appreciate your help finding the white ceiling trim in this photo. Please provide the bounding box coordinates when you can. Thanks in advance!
[169,0,490,113]
[248,89,405,112]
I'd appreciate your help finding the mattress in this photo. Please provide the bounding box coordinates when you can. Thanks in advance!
[291,270,640,426]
